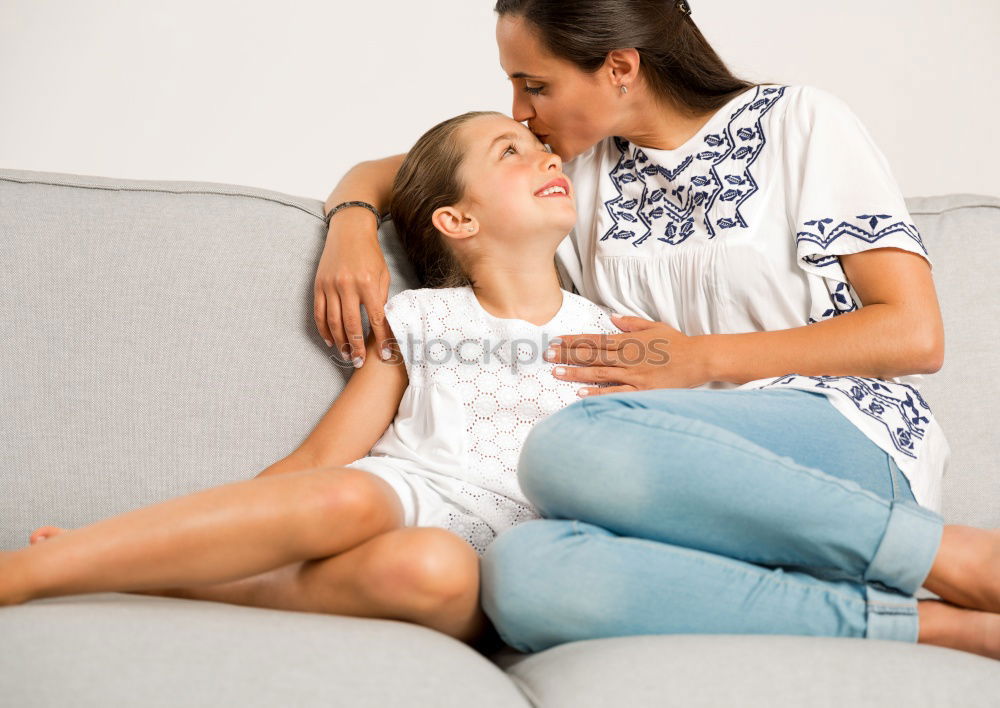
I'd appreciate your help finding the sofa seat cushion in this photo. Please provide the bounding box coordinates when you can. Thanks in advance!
[0,593,531,708]
[495,634,1000,707]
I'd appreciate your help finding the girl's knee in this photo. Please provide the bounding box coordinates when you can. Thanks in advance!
[301,467,405,535]
[359,527,479,610]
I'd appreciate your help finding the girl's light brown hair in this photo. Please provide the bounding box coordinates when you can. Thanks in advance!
[388,111,506,289]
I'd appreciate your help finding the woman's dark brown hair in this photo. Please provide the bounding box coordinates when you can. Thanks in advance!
[388,110,507,289]
[494,0,759,117]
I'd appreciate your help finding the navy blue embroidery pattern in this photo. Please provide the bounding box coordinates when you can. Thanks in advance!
[807,281,859,325]
[601,85,787,246]
[797,214,928,257]
[752,374,932,460]
[798,214,927,325]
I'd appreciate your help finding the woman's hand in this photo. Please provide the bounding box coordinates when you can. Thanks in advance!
[544,313,715,395]
[314,210,393,367]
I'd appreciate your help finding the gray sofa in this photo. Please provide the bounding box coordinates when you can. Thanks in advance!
[1,166,997,706]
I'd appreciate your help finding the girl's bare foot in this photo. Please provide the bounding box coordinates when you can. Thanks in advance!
[924,526,1000,615]
[0,524,67,604]
[919,598,1000,661]
[27,526,208,601]
[29,526,66,544]
[0,528,68,605]
[0,551,33,606]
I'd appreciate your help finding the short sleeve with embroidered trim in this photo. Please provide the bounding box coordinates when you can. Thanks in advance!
[782,86,933,323]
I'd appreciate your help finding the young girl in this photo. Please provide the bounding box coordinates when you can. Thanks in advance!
[0,110,619,649]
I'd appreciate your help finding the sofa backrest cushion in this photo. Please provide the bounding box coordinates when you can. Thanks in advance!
[0,169,419,549]
[906,194,1000,528]
[0,169,995,551]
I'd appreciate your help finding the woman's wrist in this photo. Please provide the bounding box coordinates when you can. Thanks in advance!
[693,333,728,384]
[325,207,381,238]
[325,201,382,228]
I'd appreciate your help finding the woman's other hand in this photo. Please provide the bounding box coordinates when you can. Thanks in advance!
[314,209,393,367]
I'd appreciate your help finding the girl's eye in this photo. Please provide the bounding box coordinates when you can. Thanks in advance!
[524,85,543,96]
[502,143,517,157]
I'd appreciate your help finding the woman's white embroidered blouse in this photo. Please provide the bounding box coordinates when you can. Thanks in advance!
[556,84,949,512]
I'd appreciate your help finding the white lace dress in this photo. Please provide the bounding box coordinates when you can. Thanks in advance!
[345,285,620,556]
[555,83,949,512]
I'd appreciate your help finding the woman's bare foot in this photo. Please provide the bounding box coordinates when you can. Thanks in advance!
[924,526,1000,615]
[919,599,1000,660]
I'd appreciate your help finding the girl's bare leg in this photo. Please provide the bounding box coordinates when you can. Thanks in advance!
[29,525,494,647]
[0,467,404,605]
[168,526,493,645]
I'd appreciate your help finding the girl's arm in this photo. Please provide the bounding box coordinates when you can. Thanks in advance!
[256,327,408,477]
[316,154,408,367]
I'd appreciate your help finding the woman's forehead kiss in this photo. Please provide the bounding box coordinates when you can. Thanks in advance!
[468,116,550,156]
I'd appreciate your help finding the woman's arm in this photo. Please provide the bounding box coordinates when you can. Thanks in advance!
[548,246,945,394]
[705,247,945,385]
[323,153,407,217]
[316,154,407,367]
[256,328,408,477]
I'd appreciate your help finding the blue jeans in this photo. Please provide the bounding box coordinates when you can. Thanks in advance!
[480,388,945,653]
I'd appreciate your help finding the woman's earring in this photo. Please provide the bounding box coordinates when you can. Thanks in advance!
[466,226,475,232]
[620,84,628,96]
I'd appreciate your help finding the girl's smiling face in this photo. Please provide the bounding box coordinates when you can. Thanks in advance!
[433,114,576,253]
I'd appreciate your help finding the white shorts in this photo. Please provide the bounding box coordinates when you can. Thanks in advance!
[343,456,500,557]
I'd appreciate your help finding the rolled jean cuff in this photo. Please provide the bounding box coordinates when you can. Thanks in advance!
[864,583,919,642]
[864,500,944,596]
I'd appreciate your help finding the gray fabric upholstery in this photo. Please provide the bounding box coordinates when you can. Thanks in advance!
[0,593,530,708]
[905,194,1000,528]
[1,168,997,706]
[0,168,418,550]
[496,635,1000,708]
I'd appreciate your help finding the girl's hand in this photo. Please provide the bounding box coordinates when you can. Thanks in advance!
[314,211,393,367]
[544,313,714,396]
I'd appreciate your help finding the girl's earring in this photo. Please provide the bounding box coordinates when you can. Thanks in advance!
[466,226,475,232]
[620,84,628,96]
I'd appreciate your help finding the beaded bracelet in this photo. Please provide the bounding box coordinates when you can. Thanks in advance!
[324,201,383,228]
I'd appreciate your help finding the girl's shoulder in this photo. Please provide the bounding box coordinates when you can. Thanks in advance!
[385,286,471,312]
[383,287,475,348]
[561,291,620,334]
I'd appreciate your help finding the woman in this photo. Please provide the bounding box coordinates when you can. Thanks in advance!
[315,0,999,659]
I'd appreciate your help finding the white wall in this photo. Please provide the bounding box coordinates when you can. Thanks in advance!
[2,0,997,200]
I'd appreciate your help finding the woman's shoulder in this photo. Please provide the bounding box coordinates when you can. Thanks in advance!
[565,84,850,165]
[773,84,865,127]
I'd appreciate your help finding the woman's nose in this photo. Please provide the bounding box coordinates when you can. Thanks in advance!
[512,90,533,122]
